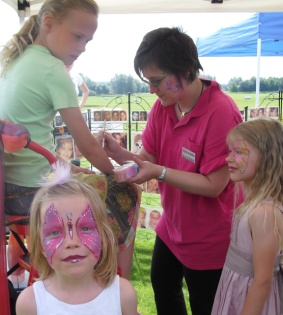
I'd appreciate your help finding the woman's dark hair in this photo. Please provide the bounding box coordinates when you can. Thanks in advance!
[134,27,203,84]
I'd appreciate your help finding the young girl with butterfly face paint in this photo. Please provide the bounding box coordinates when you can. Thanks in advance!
[212,119,283,315]
[16,165,137,315]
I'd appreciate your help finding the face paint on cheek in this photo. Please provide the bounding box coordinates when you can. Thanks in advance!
[237,156,248,174]
[165,77,181,93]
[66,212,73,239]
[42,204,65,264]
[77,206,101,260]
[229,140,250,174]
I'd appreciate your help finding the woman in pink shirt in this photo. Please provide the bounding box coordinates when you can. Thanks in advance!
[102,27,243,315]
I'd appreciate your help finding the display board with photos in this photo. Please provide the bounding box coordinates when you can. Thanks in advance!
[93,109,148,123]
[138,179,162,232]
[137,206,163,231]
[90,109,148,149]
[54,112,88,127]
[240,107,279,122]
[249,107,279,119]
[53,109,149,162]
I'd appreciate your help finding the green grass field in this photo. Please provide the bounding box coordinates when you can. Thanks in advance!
[131,228,191,315]
[81,91,277,112]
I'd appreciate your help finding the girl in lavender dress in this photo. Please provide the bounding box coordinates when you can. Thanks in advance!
[212,118,283,315]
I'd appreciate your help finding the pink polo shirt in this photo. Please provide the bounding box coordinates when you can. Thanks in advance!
[142,80,243,270]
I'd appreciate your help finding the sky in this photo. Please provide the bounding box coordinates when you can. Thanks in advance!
[0,2,282,85]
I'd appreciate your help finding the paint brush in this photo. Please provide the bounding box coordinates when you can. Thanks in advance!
[102,119,106,148]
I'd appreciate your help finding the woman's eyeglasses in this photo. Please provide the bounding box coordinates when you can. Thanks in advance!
[141,73,167,88]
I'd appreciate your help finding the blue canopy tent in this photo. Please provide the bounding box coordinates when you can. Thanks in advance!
[196,12,283,107]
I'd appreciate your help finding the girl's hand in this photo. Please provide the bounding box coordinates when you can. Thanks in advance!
[56,153,96,175]
[71,164,96,174]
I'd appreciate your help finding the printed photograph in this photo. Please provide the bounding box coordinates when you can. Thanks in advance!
[139,111,148,121]
[54,114,65,127]
[55,135,74,161]
[131,132,143,154]
[120,110,128,121]
[93,110,102,121]
[112,132,127,149]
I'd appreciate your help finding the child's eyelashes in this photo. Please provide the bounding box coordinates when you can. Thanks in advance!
[80,226,93,232]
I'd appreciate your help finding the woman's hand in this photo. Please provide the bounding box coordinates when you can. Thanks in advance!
[97,131,123,160]
[127,156,162,185]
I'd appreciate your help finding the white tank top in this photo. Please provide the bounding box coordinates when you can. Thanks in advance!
[33,275,122,315]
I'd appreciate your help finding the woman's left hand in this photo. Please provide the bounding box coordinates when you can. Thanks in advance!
[127,156,161,184]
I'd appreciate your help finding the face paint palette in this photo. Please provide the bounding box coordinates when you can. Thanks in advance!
[113,162,139,183]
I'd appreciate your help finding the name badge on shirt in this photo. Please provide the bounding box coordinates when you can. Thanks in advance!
[182,147,195,164]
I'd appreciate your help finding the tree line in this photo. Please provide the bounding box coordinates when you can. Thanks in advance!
[225,76,283,92]
[81,74,148,96]
[80,73,283,95]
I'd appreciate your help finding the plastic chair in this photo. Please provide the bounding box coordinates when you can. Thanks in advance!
[0,121,10,315]
[6,216,39,287]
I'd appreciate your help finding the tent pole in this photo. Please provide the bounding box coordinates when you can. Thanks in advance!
[255,38,261,108]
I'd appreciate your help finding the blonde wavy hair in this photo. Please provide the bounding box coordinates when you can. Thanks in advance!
[29,177,118,287]
[0,0,98,77]
[227,118,283,241]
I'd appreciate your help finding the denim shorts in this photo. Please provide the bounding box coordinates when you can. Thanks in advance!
[4,183,38,216]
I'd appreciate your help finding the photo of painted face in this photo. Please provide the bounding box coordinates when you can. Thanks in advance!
[264,107,271,117]
[102,110,111,121]
[250,108,258,119]
[132,133,143,154]
[139,111,148,121]
[270,107,279,117]
[93,111,102,121]
[257,108,265,117]
[137,207,146,228]
[111,111,120,121]
[54,115,65,127]
[112,132,127,149]
[56,137,74,160]
[146,178,159,194]
[148,210,161,231]
[120,110,127,121]
[132,111,139,121]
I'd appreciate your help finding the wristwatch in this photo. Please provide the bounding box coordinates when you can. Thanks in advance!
[156,166,167,182]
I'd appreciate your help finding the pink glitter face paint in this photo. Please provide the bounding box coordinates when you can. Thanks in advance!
[66,212,73,239]
[42,204,65,264]
[76,206,101,260]
[228,140,250,174]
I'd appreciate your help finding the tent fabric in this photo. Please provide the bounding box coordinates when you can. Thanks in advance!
[196,12,283,57]
[3,0,283,15]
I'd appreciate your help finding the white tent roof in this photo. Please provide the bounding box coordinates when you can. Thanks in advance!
[3,0,283,15]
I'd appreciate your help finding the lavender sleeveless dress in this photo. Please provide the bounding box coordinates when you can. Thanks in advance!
[212,203,283,315]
